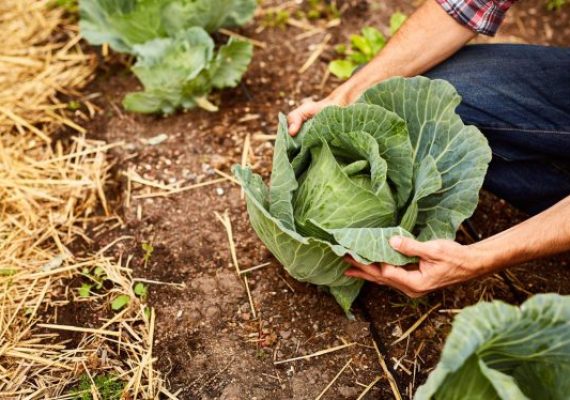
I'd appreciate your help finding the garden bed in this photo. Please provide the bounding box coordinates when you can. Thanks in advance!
[79,1,570,398]
[3,0,569,399]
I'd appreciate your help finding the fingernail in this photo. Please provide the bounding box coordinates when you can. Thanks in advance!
[389,236,402,249]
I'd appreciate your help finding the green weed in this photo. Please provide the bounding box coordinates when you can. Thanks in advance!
[50,0,78,12]
[142,242,154,267]
[262,10,290,29]
[111,282,148,312]
[390,297,429,311]
[69,373,124,400]
[111,294,130,311]
[546,0,567,10]
[77,266,107,298]
[328,12,407,80]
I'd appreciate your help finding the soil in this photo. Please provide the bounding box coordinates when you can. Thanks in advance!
[78,1,570,399]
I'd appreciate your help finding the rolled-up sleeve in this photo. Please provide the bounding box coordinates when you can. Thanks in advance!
[435,0,517,36]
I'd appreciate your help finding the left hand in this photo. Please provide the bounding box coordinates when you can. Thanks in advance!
[344,236,486,298]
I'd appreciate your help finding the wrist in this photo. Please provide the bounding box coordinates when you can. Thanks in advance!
[327,74,373,106]
[327,64,394,106]
[465,242,503,276]
[326,85,354,106]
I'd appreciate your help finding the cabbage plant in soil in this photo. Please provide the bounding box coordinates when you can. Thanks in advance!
[233,77,492,313]
[415,293,570,399]
[123,27,253,114]
[79,0,256,113]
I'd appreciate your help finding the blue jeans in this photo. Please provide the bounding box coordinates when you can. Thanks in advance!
[425,44,570,215]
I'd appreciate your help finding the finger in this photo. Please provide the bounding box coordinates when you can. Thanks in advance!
[287,102,321,136]
[287,103,311,136]
[389,236,434,259]
[377,264,425,293]
[343,256,384,278]
[344,268,380,283]
[378,263,418,283]
[287,110,303,136]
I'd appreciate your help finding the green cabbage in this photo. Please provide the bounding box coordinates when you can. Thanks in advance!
[79,0,257,53]
[415,294,570,400]
[233,77,492,313]
[123,28,252,114]
[79,0,255,114]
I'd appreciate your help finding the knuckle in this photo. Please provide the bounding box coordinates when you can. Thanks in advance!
[430,242,445,256]
[380,265,397,279]
[398,239,410,252]
[301,106,316,118]
[408,281,424,292]
[371,270,385,282]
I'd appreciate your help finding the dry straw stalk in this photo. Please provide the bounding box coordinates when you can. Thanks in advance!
[0,1,170,398]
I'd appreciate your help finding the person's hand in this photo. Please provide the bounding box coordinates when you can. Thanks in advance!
[344,236,488,298]
[287,98,337,136]
[287,90,352,136]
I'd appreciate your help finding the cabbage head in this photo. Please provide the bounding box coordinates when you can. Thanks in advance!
[123,28,252,114]
[233,77,492,313]
[415,294,570,400]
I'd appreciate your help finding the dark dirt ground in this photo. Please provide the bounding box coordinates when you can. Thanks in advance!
[77,1,570,399]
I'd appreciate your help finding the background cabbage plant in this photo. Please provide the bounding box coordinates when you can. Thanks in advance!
[234,77,492,313]
[123,28,252,114]
[79,0,256,113]
[415,294,570,399]
[80,0,257,53]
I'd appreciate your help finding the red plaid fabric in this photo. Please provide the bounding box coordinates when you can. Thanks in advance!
[435,0,517,36]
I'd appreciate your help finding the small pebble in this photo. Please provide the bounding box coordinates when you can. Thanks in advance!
[391,324,403,338]
[279,330,292,339]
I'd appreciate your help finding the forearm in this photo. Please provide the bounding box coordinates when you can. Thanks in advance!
[330,0,476,104]
[470,196,570,272]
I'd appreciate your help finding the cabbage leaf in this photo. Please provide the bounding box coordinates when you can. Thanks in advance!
[415,294,570,400]
[123,28,252,114]
[162,0,258,35]
[79,0,257,53]
[234,77,492,313]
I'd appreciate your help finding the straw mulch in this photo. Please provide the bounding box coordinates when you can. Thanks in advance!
[0,0,97,139]
[0,1,172,398]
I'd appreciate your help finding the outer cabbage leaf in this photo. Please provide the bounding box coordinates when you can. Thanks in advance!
[358,77,492,241]
[79,0,256,53]
[415,294,570,400]
[234,77,491,313]
[123,28,252,114]
[210,38,254,89]
[162,0,257,34]
[79,0,166,53]
[514,363,570,400]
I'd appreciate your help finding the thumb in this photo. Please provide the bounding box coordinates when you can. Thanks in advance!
[287,103,312,136]
[288,101,324,136]
[287,112,302,136]
[389,236,432,258]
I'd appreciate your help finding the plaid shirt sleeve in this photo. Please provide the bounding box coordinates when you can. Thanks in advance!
[435,0,517,36]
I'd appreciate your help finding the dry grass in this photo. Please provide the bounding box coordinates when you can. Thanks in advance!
[0,0,96,139]
[0,1,171,398]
